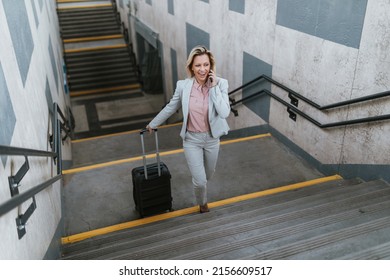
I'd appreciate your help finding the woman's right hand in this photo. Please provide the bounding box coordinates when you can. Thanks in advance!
[146,125,154,133]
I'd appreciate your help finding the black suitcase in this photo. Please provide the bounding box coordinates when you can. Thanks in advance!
[132,128,173,218]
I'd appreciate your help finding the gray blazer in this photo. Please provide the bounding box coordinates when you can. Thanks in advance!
[148,77,231,139]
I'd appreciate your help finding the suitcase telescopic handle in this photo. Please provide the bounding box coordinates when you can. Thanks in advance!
[140,128,161,179]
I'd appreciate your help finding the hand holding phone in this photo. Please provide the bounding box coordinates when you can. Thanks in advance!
[208,70,216,87]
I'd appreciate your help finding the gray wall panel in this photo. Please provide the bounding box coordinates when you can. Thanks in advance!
[3,0,34,86]
[45,78,53,113]
[243,52,272,122]
[186,23,210,56]
[171,48,178,88]
[31,0,39,27]
[48,39,59,91]
[229,0,245,14]
[276,0,368,48]
[168,0,174,15]
[0,63,16,166]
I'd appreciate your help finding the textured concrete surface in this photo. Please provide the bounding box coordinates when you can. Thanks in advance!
[63,133,323,235]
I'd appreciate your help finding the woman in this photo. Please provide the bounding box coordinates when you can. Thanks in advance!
[146,45,230,213]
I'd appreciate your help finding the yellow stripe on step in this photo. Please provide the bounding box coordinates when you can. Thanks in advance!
[63,34,123,43]
[61,174,343,244]
[70,84,141,97]
[64,44,127,53]
[57,0,104,3]
[57,3,112,10]
[62,134,271,175]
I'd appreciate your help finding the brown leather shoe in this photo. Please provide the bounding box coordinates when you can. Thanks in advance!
[199,204,210,213]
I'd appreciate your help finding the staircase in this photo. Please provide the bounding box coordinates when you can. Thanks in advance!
[61,122,390,260]
[58,1,140,96]
[61,175,390,259]
[57,0,164,139]
[58,3,122,41]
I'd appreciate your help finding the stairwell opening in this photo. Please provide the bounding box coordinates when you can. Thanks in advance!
[138,39,163,94]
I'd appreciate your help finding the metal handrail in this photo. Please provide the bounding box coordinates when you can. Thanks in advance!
[0,102,73,237]
[230,88,390,128]
[229,75,390,127]
[0,145,57,158]
[229,74,390,110]
[0,175,62,218]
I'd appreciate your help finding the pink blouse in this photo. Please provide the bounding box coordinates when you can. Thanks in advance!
[187,80,210,133]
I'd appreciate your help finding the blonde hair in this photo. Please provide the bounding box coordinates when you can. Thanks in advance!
[185,45,216,77]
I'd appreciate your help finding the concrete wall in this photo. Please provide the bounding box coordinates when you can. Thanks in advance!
[0,0,70,259]
[117,0,389,181]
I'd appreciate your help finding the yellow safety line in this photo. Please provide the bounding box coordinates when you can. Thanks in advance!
[57,3,112,10]
[63,34,123,44]
[71,123,183,143]
[62,133,271,175]
[70,84,141,97]
[64,44,127,53]
[57,0,103,3]
[61,174,343,244]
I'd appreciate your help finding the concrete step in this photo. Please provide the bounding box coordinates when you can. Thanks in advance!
[285,226,390,260]
[69,75,139,90]
[61,179,390,259]
[59,14,116,25]
[113,181,390,259]
[66,58,133,71]
[339,240,390,260]
[58,7,115,17]
[65,50,132,64]
[246,212,390,260]
[61,29,121,40]
[68,66,136,80]
[69,71,137,86]
[62,178,361,257]
[69,124,183,168]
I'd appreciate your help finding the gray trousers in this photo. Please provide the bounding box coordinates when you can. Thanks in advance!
[183,131,220,206]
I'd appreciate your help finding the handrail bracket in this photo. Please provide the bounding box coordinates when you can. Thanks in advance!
[287,107,297,122]
[8,156,29,197]
[289,92,299,107]
[16,196,37,239]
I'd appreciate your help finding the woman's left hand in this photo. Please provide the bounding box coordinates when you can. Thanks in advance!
[208,70,217,87]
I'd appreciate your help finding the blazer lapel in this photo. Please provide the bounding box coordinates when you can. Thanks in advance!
[182,78,193,122]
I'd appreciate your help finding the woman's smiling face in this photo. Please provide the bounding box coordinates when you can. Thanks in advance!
[192,54,210,85]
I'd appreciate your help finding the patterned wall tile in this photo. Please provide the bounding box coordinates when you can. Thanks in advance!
[170,48,178,87]
[276,0,368,48]
[31,0,39,27]
[186,23,210,56]
[3,0,34,86]
[168,0,174,15]
[48,38,59,92]
[243,52,272,122]
[45,78,53,114]
[0,63,17,166]
[229,0,245,14]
